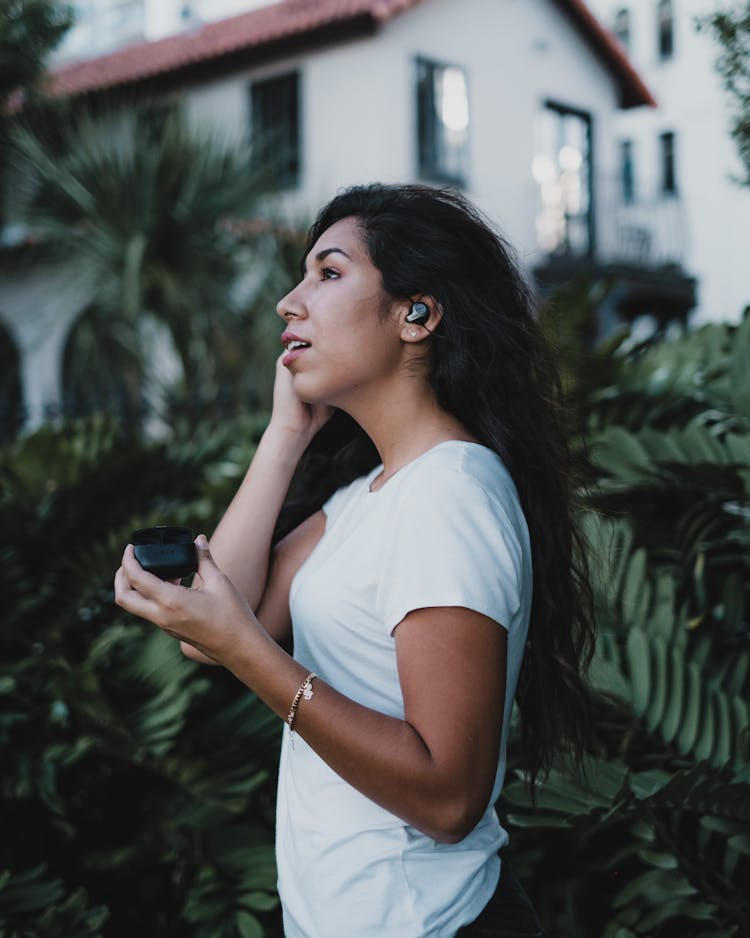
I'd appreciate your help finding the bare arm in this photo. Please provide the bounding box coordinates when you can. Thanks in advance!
[180,504,326,663]
[180,355,332,663]
[205,347,333,612]
[202,424,309,613]
[116,542,506,843]
[178,425,307,664]
[238,605,508,843]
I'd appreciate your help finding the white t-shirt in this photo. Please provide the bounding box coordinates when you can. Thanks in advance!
[276,441,532,938]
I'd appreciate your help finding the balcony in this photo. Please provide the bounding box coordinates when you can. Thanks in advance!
[532,174,697,332]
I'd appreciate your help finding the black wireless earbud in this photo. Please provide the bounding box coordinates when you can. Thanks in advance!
[405,301,430,325]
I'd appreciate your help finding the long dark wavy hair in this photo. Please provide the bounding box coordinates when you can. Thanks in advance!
[276,182,596,785]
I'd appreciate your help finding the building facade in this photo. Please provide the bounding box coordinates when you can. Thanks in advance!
[2,0,667,429]
[587,0,750,324]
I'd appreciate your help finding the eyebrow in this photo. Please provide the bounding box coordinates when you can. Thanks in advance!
[303,246,351,274]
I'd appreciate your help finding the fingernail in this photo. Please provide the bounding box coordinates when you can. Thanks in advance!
[196,534,208,549]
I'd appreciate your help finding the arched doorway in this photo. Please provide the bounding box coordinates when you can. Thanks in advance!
[0,322,22,442]
[62,305,142,425]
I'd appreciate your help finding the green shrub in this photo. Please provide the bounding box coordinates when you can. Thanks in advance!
[0,414,282,937]
[1,312,748,936]
[502,313,750,936]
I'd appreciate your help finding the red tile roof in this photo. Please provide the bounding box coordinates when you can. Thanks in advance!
[553,0,655,107]
[47,0,654,108]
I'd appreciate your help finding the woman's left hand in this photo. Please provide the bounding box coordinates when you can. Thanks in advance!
[114,534,255,664]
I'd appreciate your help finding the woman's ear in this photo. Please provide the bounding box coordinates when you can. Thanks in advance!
[400,297,442,341]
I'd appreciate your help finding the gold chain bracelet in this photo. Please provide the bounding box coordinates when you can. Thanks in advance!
[287,672,317,744]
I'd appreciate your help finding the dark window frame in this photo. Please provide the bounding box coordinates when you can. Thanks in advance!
[614,7,631,51]
[620,138,636,204]
[249,70,301,190]
[659,130,677,195]
[543,99,596,257]
[657,0,674,61]
[415,56,470,187]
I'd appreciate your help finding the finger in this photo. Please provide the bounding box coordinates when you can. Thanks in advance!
[194,535,222,584]
[121,544,179,602]
[114,566,165,622]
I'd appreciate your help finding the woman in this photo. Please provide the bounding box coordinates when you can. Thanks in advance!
[115,183,595,937]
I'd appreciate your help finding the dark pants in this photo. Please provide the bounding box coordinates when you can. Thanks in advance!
[455,865,545,937]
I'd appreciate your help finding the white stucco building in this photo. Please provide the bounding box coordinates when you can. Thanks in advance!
[2,0,670,431]
[587,0,750,324]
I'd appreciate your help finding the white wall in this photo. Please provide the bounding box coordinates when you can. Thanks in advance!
[55,0,287,61]
[146,0,282,39]
[187,0,623,271]
[587,0,750,323]
[0,260,98,427]
[190,0,280,24]
[13,0,632,425]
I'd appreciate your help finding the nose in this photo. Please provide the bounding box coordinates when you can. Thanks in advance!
[276,282,308,321]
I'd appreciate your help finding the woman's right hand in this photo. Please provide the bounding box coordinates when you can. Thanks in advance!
[268,352,334,444]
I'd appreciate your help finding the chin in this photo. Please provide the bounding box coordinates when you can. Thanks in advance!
[291,373,337,407]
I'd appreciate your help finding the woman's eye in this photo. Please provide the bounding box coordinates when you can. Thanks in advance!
[321,267,339,280]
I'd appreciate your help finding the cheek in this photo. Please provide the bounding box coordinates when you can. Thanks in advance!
[332,329,398,375]
[328,334,367,364]
[292,333,397,403]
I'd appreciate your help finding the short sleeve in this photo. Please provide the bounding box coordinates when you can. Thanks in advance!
[377,467,526,636]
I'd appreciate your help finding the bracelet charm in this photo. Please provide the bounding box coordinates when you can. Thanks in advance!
[287,672,317,746]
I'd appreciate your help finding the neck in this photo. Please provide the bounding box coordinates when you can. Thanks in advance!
[337,375,477,486]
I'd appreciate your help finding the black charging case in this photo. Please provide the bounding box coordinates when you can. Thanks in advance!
[131,526,198,580]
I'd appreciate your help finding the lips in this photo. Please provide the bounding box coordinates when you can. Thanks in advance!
[281,331,311,366]
[281,331,311,350]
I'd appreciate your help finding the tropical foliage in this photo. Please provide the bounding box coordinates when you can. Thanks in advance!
[2,0,300,431]
[9,104,272,419]
[700,1,750,187]
[0,0,73,259]
[501,308,750,936]
[1,303,748,936]
[0,0,73,106]
[0,413,284,937]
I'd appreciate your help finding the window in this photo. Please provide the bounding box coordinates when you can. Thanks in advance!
[416,58,469,185]
[620,139,635,203]
[136,102,180,146]
[614,8,631,51]
[250,71,301,188]
[659,131,677,194]
[532,102,594,256]
[657,0,674,60]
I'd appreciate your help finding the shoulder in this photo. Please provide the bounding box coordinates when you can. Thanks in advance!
[384,441,530,564]
[397,442,524,525]
[377,443,531,634]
